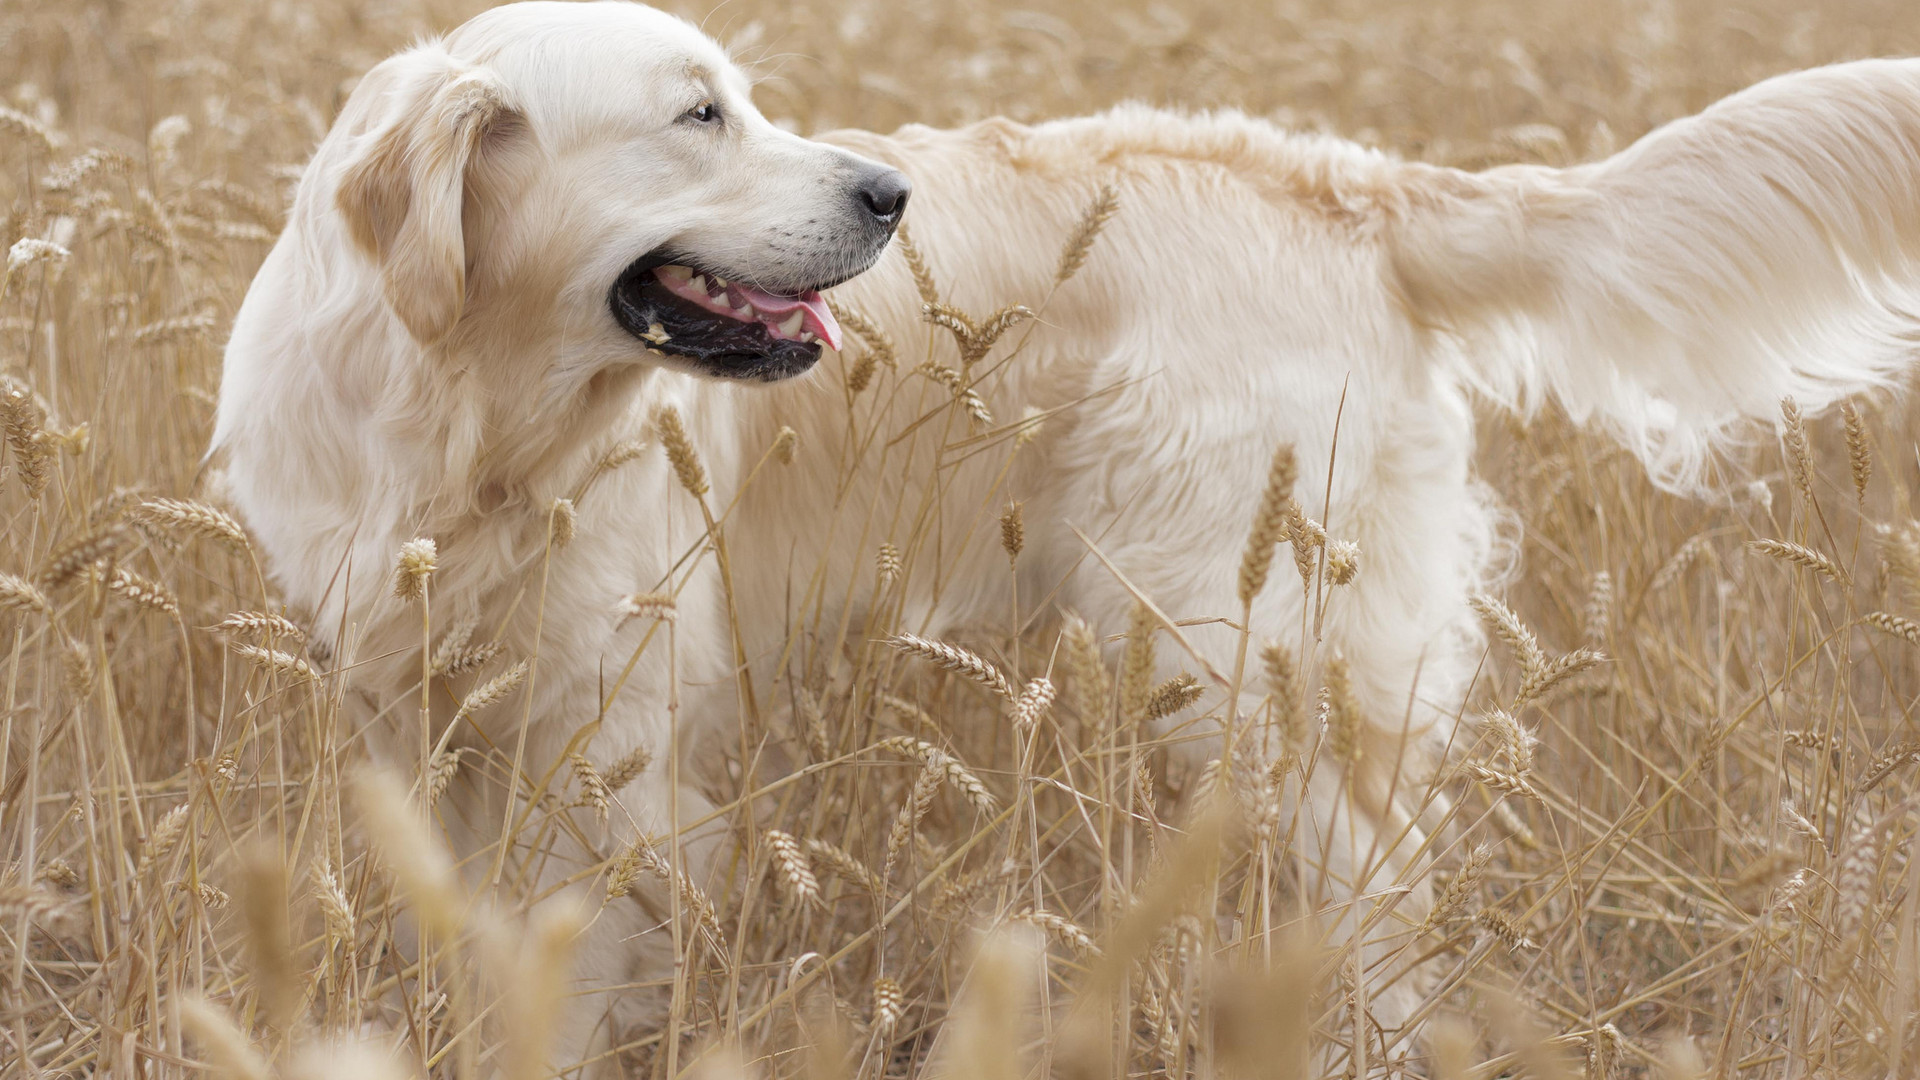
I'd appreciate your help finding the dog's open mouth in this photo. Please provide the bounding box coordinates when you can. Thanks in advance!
[610,257,843,382]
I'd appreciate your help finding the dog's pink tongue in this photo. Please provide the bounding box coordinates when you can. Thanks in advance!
[735,284,841,350]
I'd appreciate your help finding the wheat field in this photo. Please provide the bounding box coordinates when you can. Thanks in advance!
[4,0,1920,1077]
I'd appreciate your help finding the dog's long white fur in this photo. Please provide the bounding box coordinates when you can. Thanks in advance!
[212,3,1920,1067]
[1393,58,1920,487]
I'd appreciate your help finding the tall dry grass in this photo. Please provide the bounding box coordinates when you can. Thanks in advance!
[3,0,1920,1077]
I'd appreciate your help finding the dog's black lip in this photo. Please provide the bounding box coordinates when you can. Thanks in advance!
[608,250,828,382]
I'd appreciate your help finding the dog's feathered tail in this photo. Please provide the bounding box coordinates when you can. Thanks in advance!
[1389,58,1920,491]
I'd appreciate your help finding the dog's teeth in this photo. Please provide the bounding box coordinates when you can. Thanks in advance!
[735,300,755,317]
[797,328,817,344]
[710,274,729,289]
[689,274,706,292]
[659,265,692,282]
[777,312,804,338]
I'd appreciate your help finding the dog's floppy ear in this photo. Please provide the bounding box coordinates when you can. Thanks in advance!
[335,47,524,346]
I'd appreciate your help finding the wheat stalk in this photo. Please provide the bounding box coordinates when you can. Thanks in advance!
[803,838,884,896]
[1238,443,1299,606]
[1779,397,1815,502]
[888,631,1015,700]
[1143,673,1203,722]
[1841,401,1871,499]
[1054,183,1120,285]
[453,660,528,725]
[1010,676,1056,732]
[652,404,710,498]
[1746,538,1843,581]
[764,829,820,905]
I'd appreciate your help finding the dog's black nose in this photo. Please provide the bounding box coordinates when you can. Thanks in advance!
[855,167,911,225]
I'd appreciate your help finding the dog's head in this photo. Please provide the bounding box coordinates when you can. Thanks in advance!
[327,0,907,382]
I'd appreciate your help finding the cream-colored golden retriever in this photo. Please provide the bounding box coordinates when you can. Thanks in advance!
[212,0,1920,1067]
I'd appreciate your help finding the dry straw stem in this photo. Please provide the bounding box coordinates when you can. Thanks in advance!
[1746,538,1844,581]
[1055,183,1120,285]
[771,424,797,465]
[652,403,710,497]
[1237,443,1299,606]
[888,631,1015,701]
[133,497,249,550]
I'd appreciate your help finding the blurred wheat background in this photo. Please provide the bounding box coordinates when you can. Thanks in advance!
[4,0,1920,1077]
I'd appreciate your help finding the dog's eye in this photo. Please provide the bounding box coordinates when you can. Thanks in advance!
[686,100,719,125]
